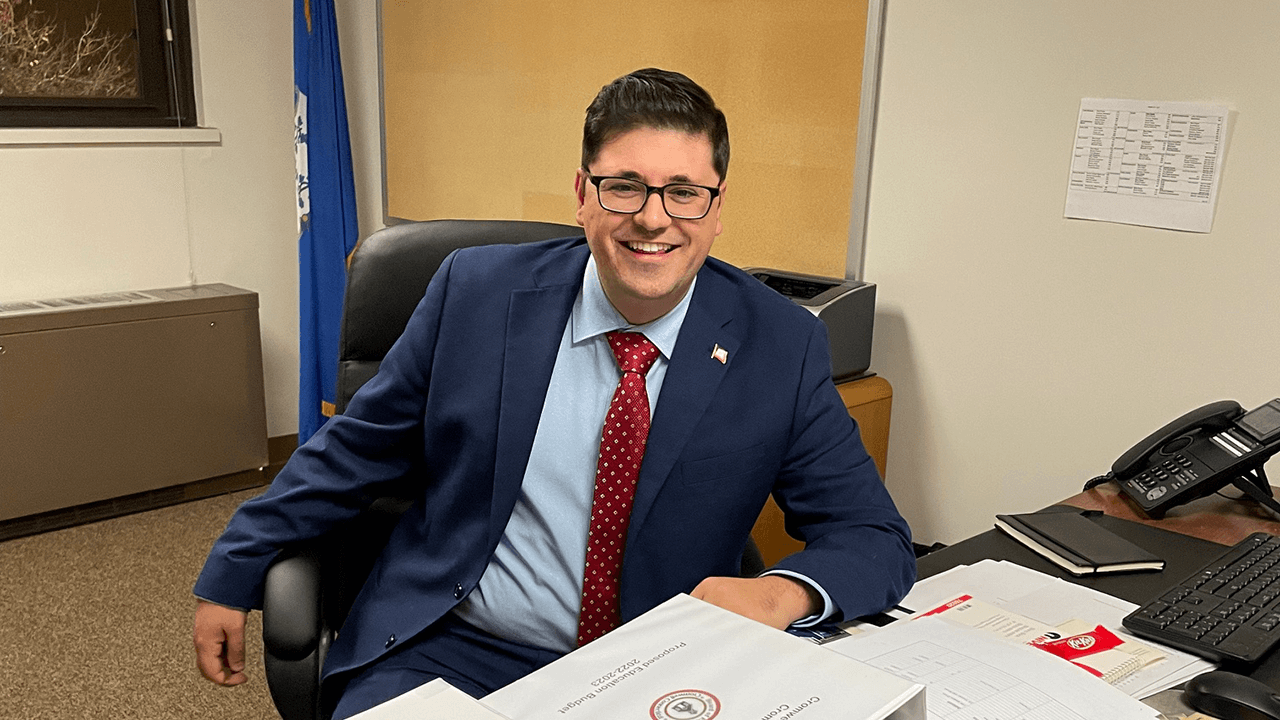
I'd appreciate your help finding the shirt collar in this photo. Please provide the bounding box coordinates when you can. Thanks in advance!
[571,255,695,360]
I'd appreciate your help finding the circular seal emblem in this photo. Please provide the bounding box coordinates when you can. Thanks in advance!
[650,689,721,720]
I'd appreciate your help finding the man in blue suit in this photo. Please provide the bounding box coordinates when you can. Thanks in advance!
[193,68,914,718]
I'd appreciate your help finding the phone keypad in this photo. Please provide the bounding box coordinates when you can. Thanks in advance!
[1130,453,1200,505]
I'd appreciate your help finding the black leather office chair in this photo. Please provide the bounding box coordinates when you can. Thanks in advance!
[259,218,766,720]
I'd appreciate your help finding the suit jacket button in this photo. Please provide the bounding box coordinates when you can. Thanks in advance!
[385,634,396,648]
[453,583,465,599]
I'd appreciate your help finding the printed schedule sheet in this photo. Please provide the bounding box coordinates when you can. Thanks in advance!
[1065,98,1229,233]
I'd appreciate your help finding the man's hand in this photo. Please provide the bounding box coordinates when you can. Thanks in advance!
[690,575,821,629]
[193,600,248,686]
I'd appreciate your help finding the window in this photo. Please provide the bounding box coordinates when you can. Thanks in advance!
[0,0,196,127]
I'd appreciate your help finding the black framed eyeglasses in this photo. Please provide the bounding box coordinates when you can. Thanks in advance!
[586,173,721,220]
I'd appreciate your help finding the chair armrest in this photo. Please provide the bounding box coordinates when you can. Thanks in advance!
[259,497,412,720]
[263,545,328,720]
[262,547,324,660]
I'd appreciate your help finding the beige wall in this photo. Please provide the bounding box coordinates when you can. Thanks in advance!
[865,0,1280,543]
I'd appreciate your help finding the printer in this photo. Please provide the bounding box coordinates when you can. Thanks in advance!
[744,267,876,382]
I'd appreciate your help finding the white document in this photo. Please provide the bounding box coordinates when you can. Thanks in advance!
[915,595,1166,686]
[897,560,1058,616]
[348,678,510,719]
[1065,98,1229,232]
[830,616,1161,720]
[897,561,1213,698]
[484,594,925,720]
[915,594,1061,642]
[997,580,1213,698]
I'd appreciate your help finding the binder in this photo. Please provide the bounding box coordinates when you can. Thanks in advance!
[994,510,1165,576]
[483,594,924,720]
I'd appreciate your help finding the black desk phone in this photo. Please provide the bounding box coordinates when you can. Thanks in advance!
[1110,398,1280,517]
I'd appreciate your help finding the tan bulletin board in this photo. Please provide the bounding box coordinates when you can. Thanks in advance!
[381,1,878,278]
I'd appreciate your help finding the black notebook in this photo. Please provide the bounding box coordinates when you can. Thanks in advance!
[994,510,1165,576]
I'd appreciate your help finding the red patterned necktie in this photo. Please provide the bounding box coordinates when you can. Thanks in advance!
[576,331,660,646]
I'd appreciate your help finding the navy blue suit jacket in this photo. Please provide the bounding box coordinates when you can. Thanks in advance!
[194,237,914,681]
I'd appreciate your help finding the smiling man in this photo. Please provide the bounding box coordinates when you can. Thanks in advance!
[576,126,723,325]
[192,68,914,719]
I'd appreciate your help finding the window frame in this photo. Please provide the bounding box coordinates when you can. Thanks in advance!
[0,0,197,128]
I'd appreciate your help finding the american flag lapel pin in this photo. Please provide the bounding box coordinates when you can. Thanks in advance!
[712,344,728,364]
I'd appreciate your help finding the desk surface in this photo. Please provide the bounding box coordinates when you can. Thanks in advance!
[1060,481,1280,547]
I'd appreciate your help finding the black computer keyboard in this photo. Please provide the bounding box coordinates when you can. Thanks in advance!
[1123,532,1280,665]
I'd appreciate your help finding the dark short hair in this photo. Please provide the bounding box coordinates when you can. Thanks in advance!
[581,68,730,182]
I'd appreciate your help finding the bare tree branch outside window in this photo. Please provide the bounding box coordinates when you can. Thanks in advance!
[0,0,140,99]
[0,0,196,127]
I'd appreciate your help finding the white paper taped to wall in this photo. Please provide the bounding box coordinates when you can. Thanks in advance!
[1065,98,1229,233]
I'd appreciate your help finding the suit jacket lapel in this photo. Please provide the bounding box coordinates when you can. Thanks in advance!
[489,242,590,548]
[628,268,739,537]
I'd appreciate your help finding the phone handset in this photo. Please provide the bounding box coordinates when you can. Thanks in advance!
[1112,400,1244,480]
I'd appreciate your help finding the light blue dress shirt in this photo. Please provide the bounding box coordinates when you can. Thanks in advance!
[452,257,831,652]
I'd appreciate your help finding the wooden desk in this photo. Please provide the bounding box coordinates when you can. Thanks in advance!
[750,375,893,566]
[1060,481,1280,547]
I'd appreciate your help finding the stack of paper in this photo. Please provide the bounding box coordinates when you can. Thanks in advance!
[847,559,1214,699]
[912,594,1166,685]
[343,562,1207,720]
[830,617,1162,720]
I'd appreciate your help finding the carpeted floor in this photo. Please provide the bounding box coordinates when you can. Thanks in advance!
[0,488,279,719]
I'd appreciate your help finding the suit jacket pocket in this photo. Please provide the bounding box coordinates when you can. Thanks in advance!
[678,443,772,487]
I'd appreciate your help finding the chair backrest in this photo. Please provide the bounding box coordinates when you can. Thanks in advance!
[336,218,581,414]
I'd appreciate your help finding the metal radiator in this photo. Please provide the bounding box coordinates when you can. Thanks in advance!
[0,284,269,522]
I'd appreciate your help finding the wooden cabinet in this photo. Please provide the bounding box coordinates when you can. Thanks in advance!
[749,376,893,567]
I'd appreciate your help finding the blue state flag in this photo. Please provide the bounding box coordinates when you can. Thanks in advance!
[295,0,358,442]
